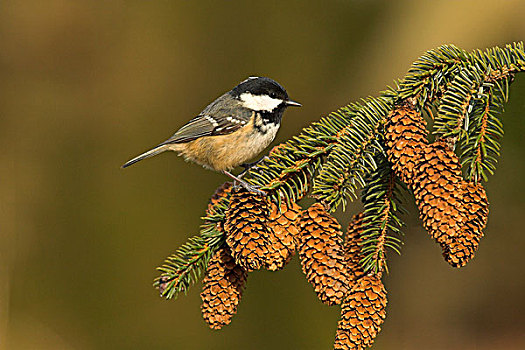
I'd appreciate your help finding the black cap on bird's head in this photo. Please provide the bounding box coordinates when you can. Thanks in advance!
[230,76,301,112]
[232,77,288,99]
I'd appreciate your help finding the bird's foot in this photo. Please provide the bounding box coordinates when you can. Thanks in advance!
[223,170,266,196]
[234,180,266,196]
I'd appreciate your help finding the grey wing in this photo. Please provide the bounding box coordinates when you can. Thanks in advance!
[161,97,252,145]
[162,115,217,143]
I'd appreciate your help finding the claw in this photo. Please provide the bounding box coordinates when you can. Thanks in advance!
[235,181,266,196]
[224,170,266,196]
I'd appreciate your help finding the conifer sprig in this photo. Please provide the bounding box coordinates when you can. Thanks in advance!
[430,43,525,182]
[359,155,406,274]
[154,185,232,298]
[312,96,392,211]
[397,44,471,105]
[247,104,361,205]
[154,227,223,299]
[460,77,507,182]
[155,42,525,303]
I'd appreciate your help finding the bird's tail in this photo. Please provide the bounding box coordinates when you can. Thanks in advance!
[121,144,171,168]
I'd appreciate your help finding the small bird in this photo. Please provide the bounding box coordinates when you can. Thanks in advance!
[122,76,301,193]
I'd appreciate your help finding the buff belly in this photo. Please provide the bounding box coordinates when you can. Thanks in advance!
[168,123,279,172]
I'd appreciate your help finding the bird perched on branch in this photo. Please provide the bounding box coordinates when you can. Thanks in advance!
[122,76,301,194]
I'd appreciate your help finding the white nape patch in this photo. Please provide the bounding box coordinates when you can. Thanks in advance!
[240,92,283,112]
[240,76,259,84]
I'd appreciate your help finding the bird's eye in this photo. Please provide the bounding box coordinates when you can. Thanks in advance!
[269,92,277,98]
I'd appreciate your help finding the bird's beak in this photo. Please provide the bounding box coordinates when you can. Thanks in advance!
[285,99,302,107]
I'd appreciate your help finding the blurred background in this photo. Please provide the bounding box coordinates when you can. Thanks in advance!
[1,1,524,349]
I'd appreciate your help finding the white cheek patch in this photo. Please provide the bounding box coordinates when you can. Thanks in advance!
[240,93,283,112]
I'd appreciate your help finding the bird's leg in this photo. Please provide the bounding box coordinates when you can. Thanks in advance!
[223,170,266,196]
[238,155,269,178]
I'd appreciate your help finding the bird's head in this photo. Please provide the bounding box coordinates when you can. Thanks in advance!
[230,76,301,113]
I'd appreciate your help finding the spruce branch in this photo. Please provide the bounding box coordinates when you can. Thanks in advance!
[154,184,232,299]
[397,44,471,106]
[247,103,361,206]
[359,155,406,274]
[154,42,525,311]
[432,43,525,181]
[312,96,392,211]
[460,79,507,182]
[434,67,485,140]
[154,227,224,299]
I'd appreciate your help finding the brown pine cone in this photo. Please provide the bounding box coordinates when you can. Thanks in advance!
[265,200,302,270]
[224,188,273,271]
[207,182,234,215]
[440,182,489,267]
[200,246,247,330]
[297,203,349,305]
[345,212,366,283]
[334,275,387,350]
[384,104,428,186]
[206,182,234,233]
[411,143,489,267]
[385,104,490,267]
[385,103,428,144]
